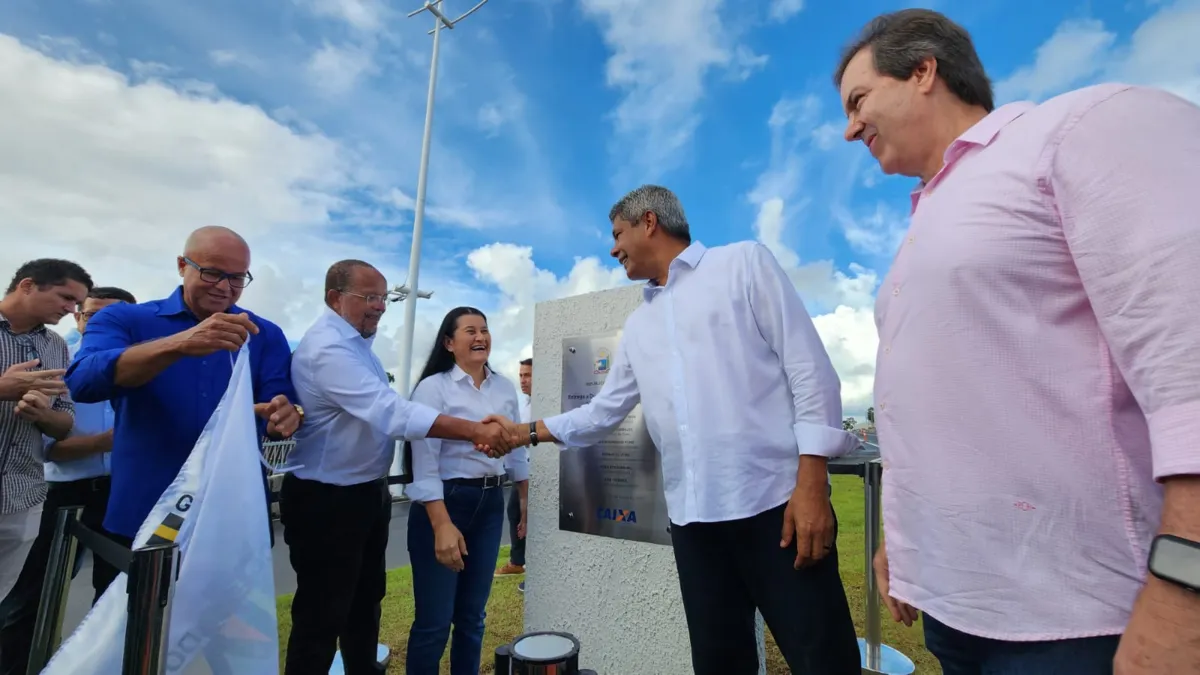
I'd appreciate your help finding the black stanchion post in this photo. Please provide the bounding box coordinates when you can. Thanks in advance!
[26,506,83,674]
[121,542,180,675]
[493,643,512,674]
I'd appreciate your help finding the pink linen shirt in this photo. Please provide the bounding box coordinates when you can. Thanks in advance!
[875,83,1200,641]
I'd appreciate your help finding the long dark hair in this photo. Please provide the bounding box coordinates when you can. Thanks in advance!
[402,307,491,477]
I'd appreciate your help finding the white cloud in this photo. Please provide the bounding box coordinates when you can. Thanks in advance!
[768,0,804,23]
[580,0,766,178]
[995,1,1200,105]
[294,0,388,34]
[833,201,908,258]
[745,94,881,415]
[307,41,376,96]
[0,32,614,395]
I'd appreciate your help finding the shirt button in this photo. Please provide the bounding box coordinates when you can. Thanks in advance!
[883,346,891,354]
[892,286,900,296]
[907,236,915,244]
[879,403,887,411]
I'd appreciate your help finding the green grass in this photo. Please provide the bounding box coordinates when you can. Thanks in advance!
[277,476,940,673]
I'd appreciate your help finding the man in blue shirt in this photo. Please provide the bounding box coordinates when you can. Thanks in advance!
[66,226,302,545]
[0,286,135,675]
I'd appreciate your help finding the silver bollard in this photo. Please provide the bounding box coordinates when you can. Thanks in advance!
[122,543,180,675]
[863,458,883,672]
[26,506,83,674]
[509,631,581,675]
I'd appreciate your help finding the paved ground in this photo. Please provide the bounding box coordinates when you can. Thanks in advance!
[55,489,515,672]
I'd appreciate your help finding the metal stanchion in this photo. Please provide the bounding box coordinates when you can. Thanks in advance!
[500,631,598,675]
[26,507,83,673]
[863,459,883,672]
[121,542,180,675]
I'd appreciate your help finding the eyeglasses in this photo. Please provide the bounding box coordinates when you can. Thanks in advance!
[339,290,389,304]
[182,257,254,289]
[15,334,39,363]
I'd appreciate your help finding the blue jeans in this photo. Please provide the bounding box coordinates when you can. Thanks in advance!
[405,483,505,675]
[923,613,1120,675]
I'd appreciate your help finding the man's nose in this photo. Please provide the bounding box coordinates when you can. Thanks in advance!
[610,244,620,258]
[844,117,863,143]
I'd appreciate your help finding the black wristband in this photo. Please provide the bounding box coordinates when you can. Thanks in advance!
[528,421,539,447]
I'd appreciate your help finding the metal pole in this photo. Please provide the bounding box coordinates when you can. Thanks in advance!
[863,459,883,671]
[122,543,180,675]
[395,5,443,397]
[27,507,82,674]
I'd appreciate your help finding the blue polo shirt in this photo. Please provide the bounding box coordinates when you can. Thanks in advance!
[65,286,296,538]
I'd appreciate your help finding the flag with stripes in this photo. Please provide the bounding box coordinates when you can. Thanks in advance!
[42,342,279,674]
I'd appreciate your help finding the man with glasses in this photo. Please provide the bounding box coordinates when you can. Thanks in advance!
[282,260,517,675]
[0,286,134,675]
[0,259,91,605]
[66,226,302,553]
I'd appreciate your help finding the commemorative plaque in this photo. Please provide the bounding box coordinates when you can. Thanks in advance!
[558,331,670,546]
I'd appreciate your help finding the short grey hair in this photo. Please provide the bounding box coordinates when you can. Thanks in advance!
[608,185,691,244]
[834,9,994,112]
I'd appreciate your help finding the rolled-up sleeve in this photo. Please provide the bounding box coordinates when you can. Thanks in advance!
[1051,86,1200,480]
[746,243,859,458]
[252,321,298,404]
[406,378,445,503]
[51,340,75,416]
[503,390,530,482]
[543,337,641,448]
[65,307,131,403]
[310,342,440,441]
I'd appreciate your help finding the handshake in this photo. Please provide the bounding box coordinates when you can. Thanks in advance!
[470,415,527,458]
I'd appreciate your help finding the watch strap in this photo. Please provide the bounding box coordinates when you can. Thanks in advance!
[528,421,539,447]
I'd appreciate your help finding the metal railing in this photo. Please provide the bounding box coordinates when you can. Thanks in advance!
[27,506,180,675]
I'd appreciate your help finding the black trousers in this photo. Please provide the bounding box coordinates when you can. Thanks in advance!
[669,501,861,675]
[280,475,390,675]
[0,477,118,675]
[505,487,525,567]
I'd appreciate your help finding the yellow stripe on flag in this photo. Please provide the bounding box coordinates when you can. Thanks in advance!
[154,523,179,541]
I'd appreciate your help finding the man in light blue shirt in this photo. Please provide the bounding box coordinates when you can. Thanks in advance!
[0,286,134,675]
[282,260,517,675]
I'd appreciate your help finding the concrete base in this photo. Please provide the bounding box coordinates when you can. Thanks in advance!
[857,639,915,675]
[328,644,390,674]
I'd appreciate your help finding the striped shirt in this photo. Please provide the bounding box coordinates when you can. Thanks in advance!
[0,312,73,514]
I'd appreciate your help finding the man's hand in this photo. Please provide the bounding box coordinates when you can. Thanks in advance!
[873,540,919,627]
[1115,572,1200,672]
[780,480,836,568]
[0,360,67,400]
[477,415,523,457]
[170,313,260,357]
[14,390,52,422]
[518,506,527,540]
[470,419,519,457]
[259,395,301,438]
[434,520,468,572]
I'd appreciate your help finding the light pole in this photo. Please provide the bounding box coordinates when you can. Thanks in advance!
[388,0,491,500]
[395,0,490,397]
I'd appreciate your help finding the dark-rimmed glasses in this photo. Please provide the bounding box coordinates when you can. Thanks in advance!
[182,257,254,289]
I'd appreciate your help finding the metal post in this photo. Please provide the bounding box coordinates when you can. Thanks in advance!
[863,459,883,671]
[26,507,82,674]
[395,6,442,398]
[122,543,180,675]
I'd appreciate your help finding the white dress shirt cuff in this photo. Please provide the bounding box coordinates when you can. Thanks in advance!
[506,462,530,483]
[542,413,573,449]
[406,479,444,503]
[403,402,442,441]
[793,421,859,458]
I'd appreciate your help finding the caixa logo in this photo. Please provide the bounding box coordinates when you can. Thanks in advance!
[597,507,636,524]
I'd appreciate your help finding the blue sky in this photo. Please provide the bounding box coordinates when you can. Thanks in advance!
[3,0,1198,418]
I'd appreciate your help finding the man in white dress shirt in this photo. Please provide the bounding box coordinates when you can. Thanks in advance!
[485,185,862,674]
[496,358,532,581]
[283,260,517,675]
[0,285,134,675]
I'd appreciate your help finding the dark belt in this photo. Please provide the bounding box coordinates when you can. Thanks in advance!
[49,475,110,494]
[445,475,506,489]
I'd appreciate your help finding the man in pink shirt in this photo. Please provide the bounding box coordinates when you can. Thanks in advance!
[834,8,1200,675]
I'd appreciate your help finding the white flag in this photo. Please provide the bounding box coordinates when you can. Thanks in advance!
[42,342,279,675]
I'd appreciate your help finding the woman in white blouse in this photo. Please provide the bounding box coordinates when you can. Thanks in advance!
[403,306,530,675]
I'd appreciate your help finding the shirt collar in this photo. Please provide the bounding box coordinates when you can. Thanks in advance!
[643,241,707,301]
[450,363,491,385]
[911,101,1037,213]
[0,310,47,335]
[155,285,245,320]
[321,306,374,346]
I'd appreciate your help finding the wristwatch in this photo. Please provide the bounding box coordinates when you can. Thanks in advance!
[528,422,539,447]
[1148,534,1200,593]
